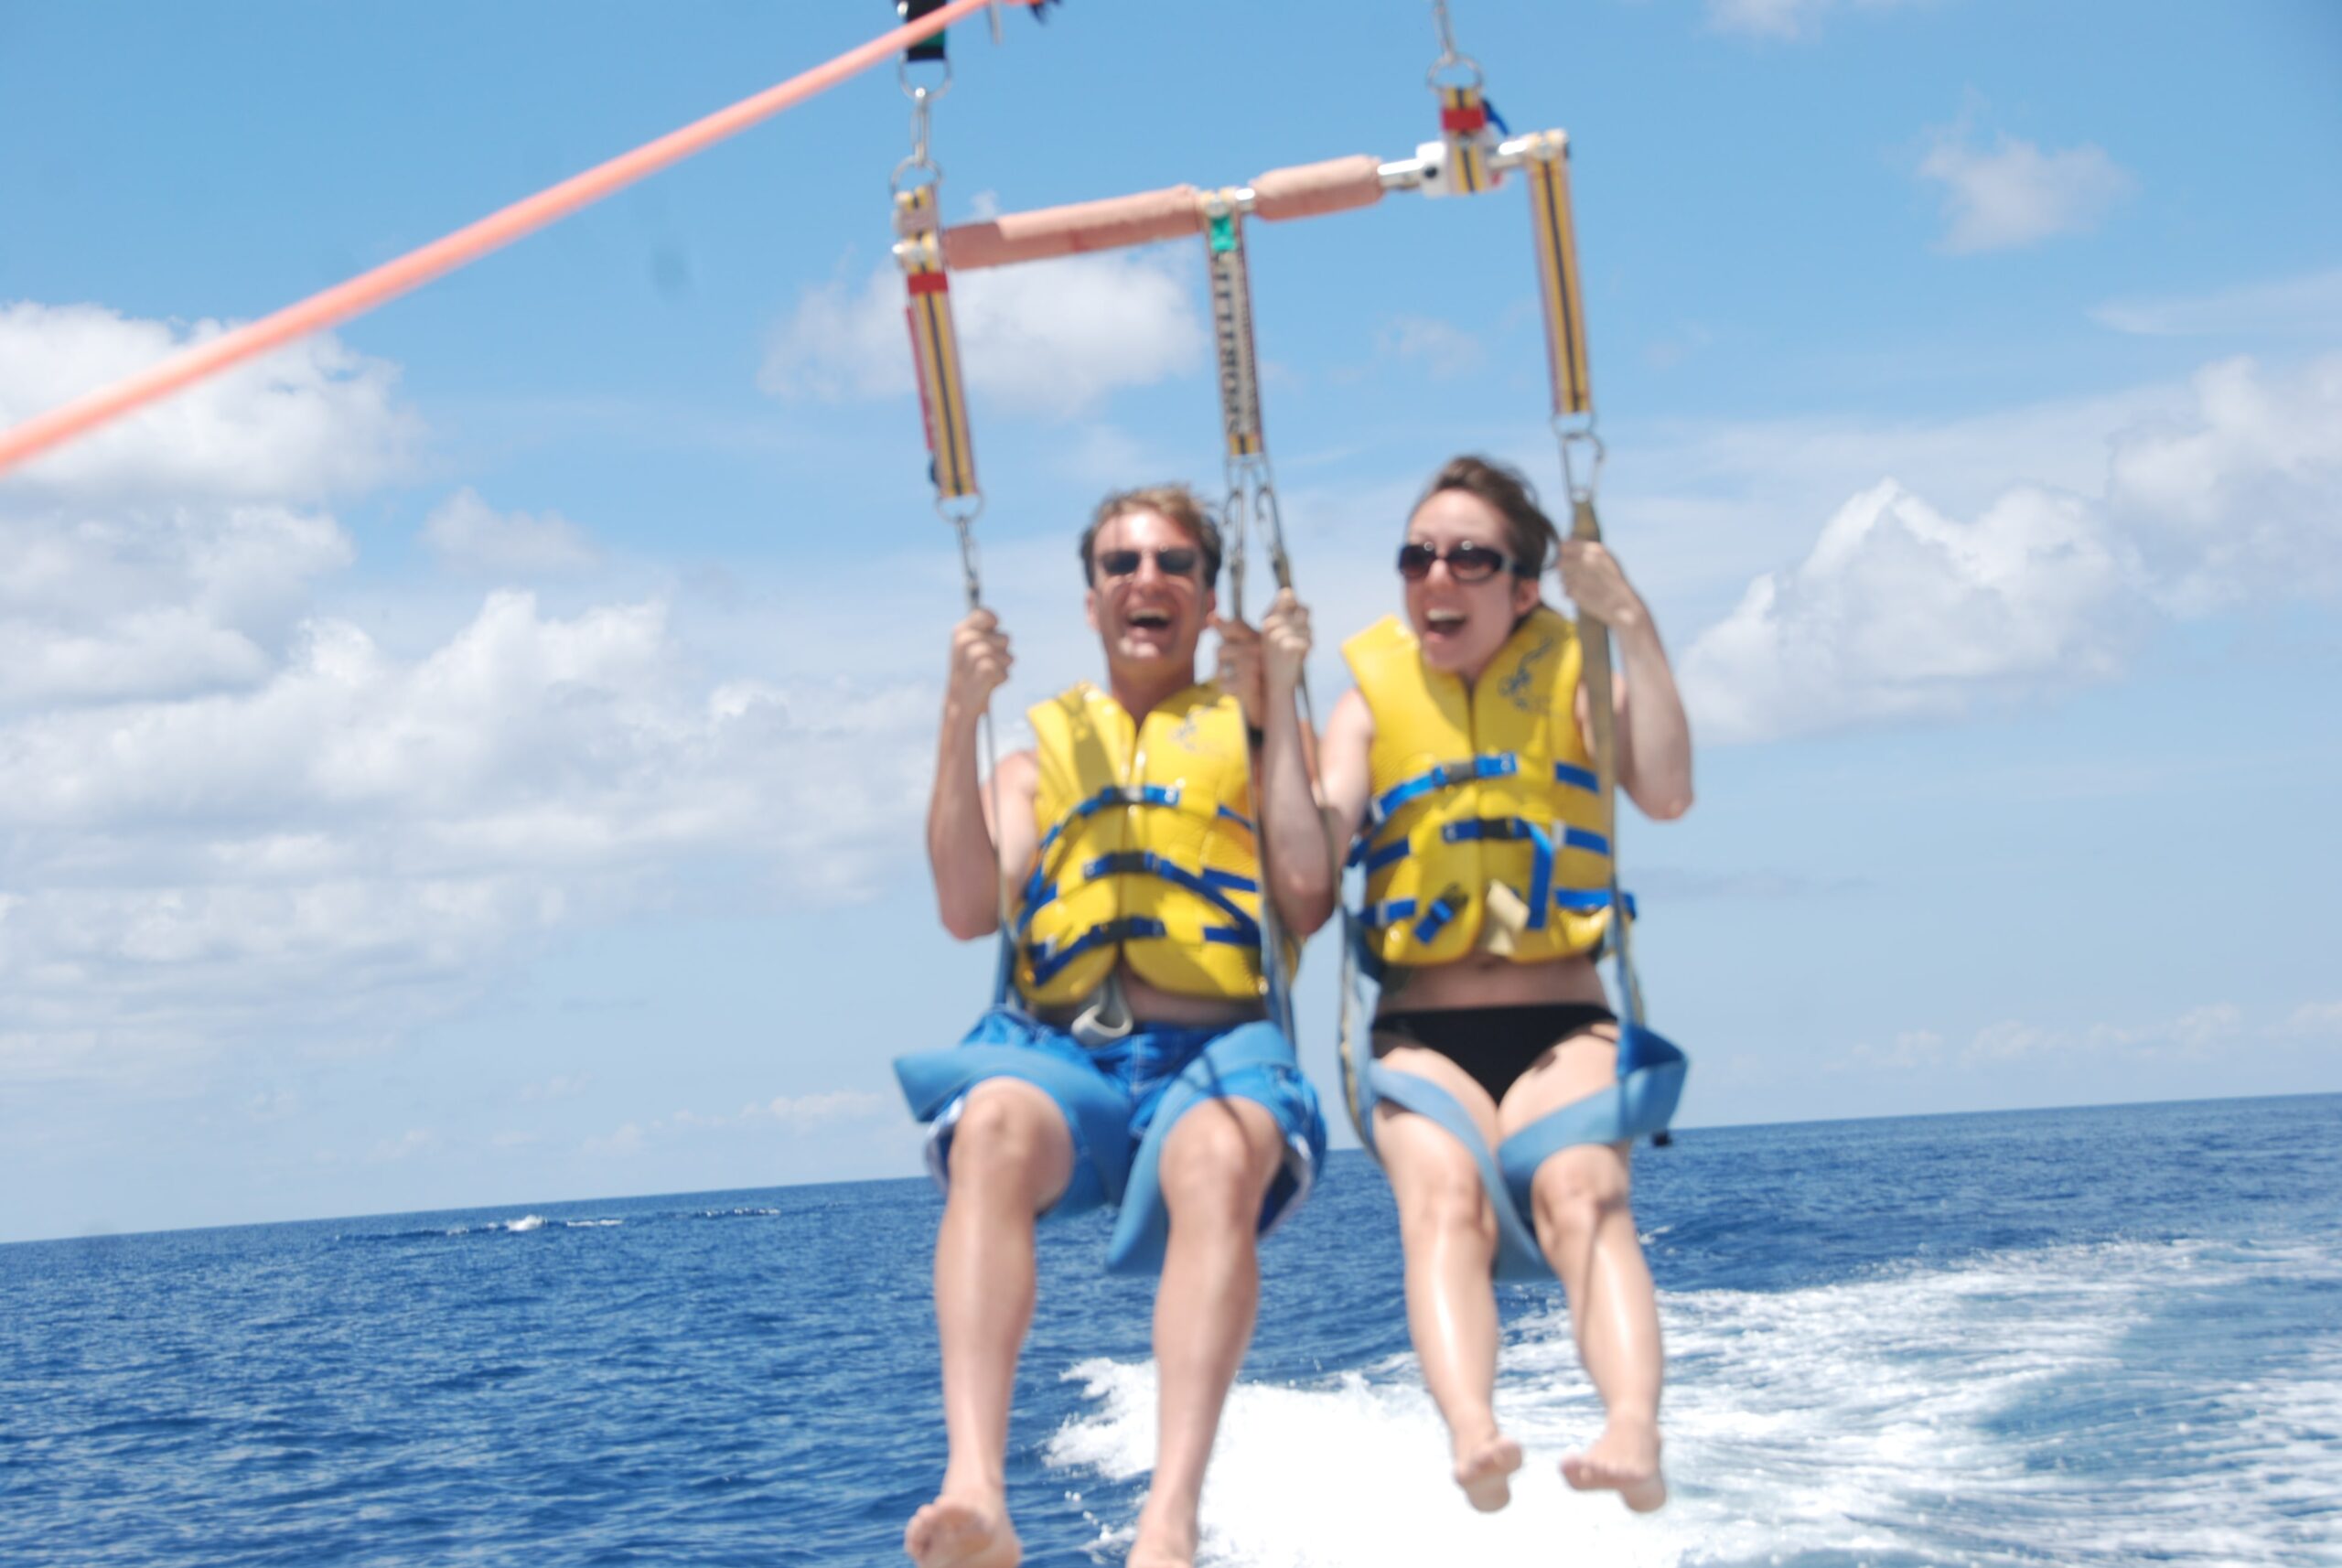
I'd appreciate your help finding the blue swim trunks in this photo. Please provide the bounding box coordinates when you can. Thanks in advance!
[894,1007,1327,1275]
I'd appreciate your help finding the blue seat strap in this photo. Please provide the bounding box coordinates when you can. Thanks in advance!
[1106,1024,1302,1274]
[1496,1033,1689,1214]
[1364,1062,1549,1280]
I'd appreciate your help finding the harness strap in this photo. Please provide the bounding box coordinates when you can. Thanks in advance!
[897,216,978,501]
[1522,132,1592,420]
[1203,191,1266,461]
[1438,83,1498,197]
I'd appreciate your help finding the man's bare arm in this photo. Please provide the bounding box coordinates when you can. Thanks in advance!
[928,610,1038,939]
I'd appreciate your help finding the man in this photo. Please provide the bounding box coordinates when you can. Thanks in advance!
[894,485,1332,1568]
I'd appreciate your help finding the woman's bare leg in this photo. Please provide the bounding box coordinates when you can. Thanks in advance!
[1374,1043,1523,1511]
[1501,1031,1667,1512]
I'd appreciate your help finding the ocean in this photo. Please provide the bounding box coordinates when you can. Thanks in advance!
[5,1093,2337,1567]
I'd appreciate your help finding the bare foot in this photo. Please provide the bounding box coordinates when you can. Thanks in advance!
[1127,1505,1197,1568]
[1453,1432,1524,1513]
[904,1492,1021,1568]
[1561,1417,1667,1513]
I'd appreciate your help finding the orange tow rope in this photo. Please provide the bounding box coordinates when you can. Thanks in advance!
[0,0,1016,479]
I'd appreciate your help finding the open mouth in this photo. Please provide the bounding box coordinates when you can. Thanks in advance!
[1128,609,1172,630]
[1424,608,1467,635]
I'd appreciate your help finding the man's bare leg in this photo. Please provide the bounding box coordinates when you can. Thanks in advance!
[1373,1046,1520,1511]
[906,1079,1076,1568]
[1126,1098,1284,1568]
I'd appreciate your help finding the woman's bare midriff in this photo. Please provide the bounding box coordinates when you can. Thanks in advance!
[1376,950,1611,1015]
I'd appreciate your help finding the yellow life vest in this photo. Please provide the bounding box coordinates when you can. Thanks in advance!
[1342,606,1617,968]
[1014,682,1272,1009]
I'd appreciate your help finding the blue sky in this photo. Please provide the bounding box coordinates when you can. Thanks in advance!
[2,0,2337,1243]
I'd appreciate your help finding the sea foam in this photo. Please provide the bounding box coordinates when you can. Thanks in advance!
[1042,1236,2342,1567]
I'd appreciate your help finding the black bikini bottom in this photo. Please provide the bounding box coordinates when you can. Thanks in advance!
[1373,1003,1617,1107]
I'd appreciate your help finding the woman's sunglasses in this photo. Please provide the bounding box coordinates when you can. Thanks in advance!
[1395,541,1527,584]
[1097,546,1201,580]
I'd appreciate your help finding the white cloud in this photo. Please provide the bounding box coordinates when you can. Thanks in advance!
[369,1127,437,1163]
[747,1090,890,1129]
[0,302,417,501]
[581,1090,890,1153]
[758,248,1205,418]
[2,305,392,716]
[1918,121,2133,253]
[585,1122,645,1157]
[1682,479,2140,743]
[1682,354,2342,744]
[2105,355,2342,612]
[1706,0,1927,39]
[0,587,940,1084]
[1844,1001,2315,1073]
[2093,267,2342,340]
[423,488,600,575]
[2274,1003,2342,1040]
[1376,316,1484,381]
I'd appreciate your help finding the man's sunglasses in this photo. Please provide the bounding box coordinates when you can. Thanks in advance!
[1395,541,1529,584]
[1097,546,1201,580]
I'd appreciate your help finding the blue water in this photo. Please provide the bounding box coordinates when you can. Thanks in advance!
[5,1095,2338,1567]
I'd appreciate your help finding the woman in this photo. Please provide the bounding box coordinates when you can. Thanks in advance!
[1318,455,1693,1514]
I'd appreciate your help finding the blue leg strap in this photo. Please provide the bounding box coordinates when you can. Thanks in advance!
[1494,1024,1690,1220]
[893,1016,1131,1214]
[1105,1022,1323,1277]
[1364,1061,1552,1282]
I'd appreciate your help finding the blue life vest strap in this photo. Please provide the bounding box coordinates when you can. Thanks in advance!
[1078,850,1262,940]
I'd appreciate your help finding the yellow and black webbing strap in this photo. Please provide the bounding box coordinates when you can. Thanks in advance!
[893,182,939,241]
[1569,492,1643,1016]
[898,225,978,501]
[1204,192,1265,461]
[1439,84,1496,196]
[1524,134,1593,418]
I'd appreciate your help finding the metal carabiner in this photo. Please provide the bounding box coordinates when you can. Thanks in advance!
[896,54,953,102]
[940,493,987,610]
[1555,423,1606,507]
[1425,0,1484,89]
[890,86,944,196]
